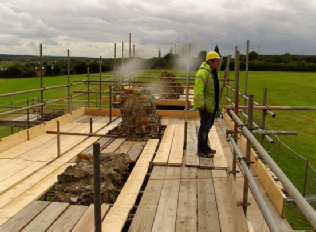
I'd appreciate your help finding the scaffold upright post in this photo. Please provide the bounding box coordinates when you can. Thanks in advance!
[87,67,90,107]
[261,88,267,144]
[67,49,71,113]
[232,47,239,176]
[184,44,191,147]
[93,142,102,232]
[243,94,254,216]
[99,56,102,109]
[57,121,61,157]
[40,43,44,122]
[244,40,250,123]
[26,98,30,129]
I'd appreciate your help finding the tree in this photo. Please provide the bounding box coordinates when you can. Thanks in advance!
[214,44,221,56]
[198,50,207,64]
[53,64,61,75]
[4,64,23,78]
[73,61,87,74]
[45,65,53,76]
[249,51,258,61]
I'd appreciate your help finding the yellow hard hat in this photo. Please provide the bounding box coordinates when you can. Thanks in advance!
[206,51,220,61]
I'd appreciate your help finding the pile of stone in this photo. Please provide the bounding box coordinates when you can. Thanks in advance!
[119,87,161,139]
[159,71,184,99]
[55,152,130,205]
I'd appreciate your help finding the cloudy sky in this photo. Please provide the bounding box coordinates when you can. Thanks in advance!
[0,0,315,58]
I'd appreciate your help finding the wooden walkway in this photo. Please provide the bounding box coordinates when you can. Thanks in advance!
[0,108,292,231]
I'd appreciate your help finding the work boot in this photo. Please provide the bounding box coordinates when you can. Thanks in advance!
[206,146,216,154]
[198,152,214,158]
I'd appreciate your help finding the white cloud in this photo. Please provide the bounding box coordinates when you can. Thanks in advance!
[0,0,315,58]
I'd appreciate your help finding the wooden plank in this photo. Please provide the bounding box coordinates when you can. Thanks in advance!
[0,201,50,232]
[211,170,236,232]
[47,205,88,232]
[129,166,167,232]
[168,120,184,166]
[199,157,214,169]
[0,162,46,194]
[85,107,200,119]
[0,130,28,153]
[0,117,116,212]
[22,202,69,231]
[127,142,146,163]
[0,164,71,225]
[208,127,228,170]
[114,141,135,154]
[153,123,175,166]
[72,204,110,232]
[175,167,197,232]
[155,99,192,107]
[152,167,181,232]
[197,169,220,232]
[185,119,200,167]
[226,171,249,231]
[161,118,170,126]
[101,138,126,154]
[102,139,159,232]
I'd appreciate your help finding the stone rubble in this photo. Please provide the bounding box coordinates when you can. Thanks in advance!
[118,87,161,140]
[55,152,130,205]
[159,71,184,99]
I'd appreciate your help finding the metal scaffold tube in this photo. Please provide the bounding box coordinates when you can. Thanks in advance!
[228,109,316,229]
[229,136,279,232]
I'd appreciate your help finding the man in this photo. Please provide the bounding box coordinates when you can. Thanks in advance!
[194,51,221,158]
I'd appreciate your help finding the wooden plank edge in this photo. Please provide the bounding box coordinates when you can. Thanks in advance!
[84,107,200,119]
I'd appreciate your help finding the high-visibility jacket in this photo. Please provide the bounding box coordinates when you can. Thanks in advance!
[194,62,218,113]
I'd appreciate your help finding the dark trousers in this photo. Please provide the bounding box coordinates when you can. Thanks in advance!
[198,109,216,153]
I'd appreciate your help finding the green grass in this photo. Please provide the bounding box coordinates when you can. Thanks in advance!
[0,62,16,67]
[0,69,315,229]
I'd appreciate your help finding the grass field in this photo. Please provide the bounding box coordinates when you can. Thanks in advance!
[0,69,315,229]
[0,62,16,67]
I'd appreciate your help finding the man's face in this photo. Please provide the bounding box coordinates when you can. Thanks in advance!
[209,59,220,70]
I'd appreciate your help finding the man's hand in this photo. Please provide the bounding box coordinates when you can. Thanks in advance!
[199,107,205,111]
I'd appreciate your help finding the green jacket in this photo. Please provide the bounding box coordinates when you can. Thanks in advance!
[194,62,218,113]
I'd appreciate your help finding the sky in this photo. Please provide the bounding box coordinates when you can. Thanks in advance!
[0,0,315,58]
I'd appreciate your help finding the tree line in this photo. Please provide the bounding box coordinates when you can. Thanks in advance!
[1,51,316,78]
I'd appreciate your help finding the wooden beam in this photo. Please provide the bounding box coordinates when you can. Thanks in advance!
[84,107,200,119]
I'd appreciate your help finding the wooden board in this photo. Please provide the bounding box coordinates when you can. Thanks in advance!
[197,169,220,232]
[47,205,88,232]
[199,157,214,169]
[226,171,249,231]
[127,142,146,163]
[211,170,236,232]
[153,123,175,166]
[101,138,126,154]
[0,201,50,232]
[114,141,135,154]
[168,119,184,166]
[0,162,46,194]
[129,166,167,232]
[0,130,28,153]
[155,99,192,107]
[151,167,181,232]
[161,118,170,126]
[85,107,200,119]
[72,204,110,232]
[0,164,71,225]
[185,119,200,167]
[102,139,159,232]
[208,127,228,170]
[175,167,197,232]
[22,202,69,231]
